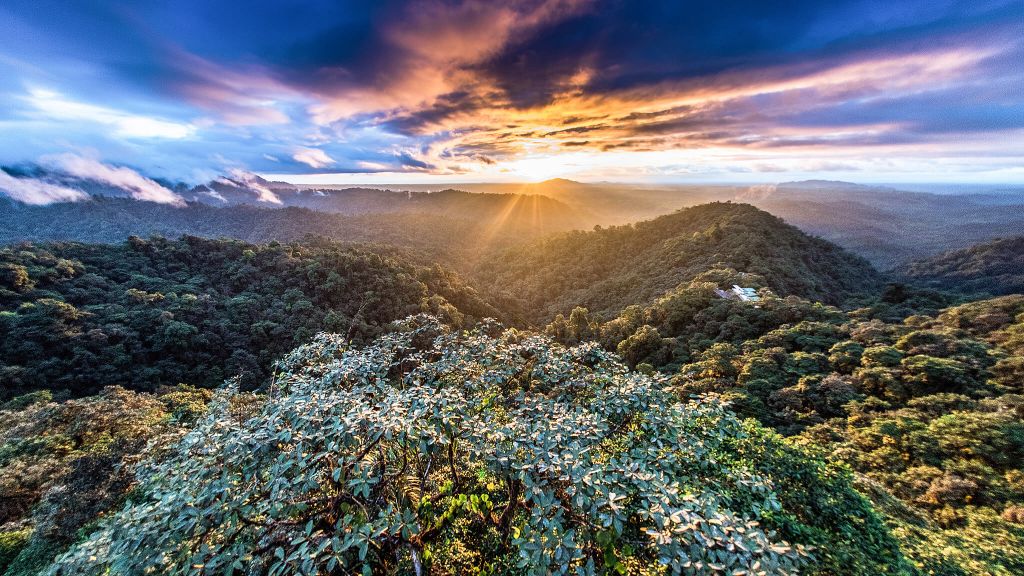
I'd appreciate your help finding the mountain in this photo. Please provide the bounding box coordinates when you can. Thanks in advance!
[313,179,1024,270]
[8,166,1024,271]
[902,236,1024,295]
[185,175,587,221]
[738,181,1024,268]
[2,197,1023,575]
[0,166,590,232]
[520,179,724,224]
[280,188,588,224]
[769,179,880,192]
[326,180,731,225]
[0,193,586,270]
[474,202,882,324]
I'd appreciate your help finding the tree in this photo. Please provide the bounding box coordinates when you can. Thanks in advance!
[50,317,904,575]
[616,325,664,368]
[900,355,972,398]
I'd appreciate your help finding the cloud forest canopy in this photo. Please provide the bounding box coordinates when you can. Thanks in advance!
[48,317,904,575]
[0,199,1021,574]
[478,203,881,324]
[0,237,498,396]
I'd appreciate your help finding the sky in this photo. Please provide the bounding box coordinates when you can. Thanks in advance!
[0,0,1022,186]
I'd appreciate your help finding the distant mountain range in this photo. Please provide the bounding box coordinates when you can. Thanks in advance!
[311,178,1024,269]
[738,181,1024,269]
[3,166,1023,271]
[0,191,587,271]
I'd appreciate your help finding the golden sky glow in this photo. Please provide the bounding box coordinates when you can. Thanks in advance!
[2,0,1022,184]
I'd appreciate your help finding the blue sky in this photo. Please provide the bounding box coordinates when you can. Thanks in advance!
[0,0,1022,184]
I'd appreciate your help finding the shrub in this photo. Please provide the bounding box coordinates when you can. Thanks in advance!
[50,317,903,575]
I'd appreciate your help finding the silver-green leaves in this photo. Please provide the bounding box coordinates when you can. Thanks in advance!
[50,315,806,575]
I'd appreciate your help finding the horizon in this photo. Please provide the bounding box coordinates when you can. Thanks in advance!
[1,0,1022,199]
[257,175,1024,190]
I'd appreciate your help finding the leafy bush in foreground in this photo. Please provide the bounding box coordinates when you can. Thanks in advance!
[48,316,903,575]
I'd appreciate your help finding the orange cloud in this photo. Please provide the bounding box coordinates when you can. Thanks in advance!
[385,42,1003,175]
[308,0,594,124]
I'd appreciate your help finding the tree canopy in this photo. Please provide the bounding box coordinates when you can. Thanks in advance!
[0,237,497,396]
[903,236,1024,296]
[477,203,881,325]
[48,317,904,575]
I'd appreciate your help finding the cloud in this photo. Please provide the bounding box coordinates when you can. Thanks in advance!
[388,37,1012,175]
[24,88,195,139]
[0,170,89,205]
[44,154,187,206]
[737,184,778,200]
[201,189,228,203]
[223,169,282,204]
[162,49,294,126]
[1,0,1022,182]
[306,0,594,124]
[292,147,336,169]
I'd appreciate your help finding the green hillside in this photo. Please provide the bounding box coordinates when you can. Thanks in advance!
[544,281,1024,574]
[0,203,1021,575]
[44,317,906,575]
[476,202,881,324]
[903,236,1024,296]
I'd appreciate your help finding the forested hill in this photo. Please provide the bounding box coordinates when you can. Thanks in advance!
[0,236,498,397]
[0,193,585,267]
[8,318,909,576]
[902,236,1024,295]
[475,202,882,324]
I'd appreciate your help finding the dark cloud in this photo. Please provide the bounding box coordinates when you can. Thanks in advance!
[544,125,607,136]
[396,152,435,170]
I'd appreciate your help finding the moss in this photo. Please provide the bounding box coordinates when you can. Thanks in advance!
[0,529,30,573]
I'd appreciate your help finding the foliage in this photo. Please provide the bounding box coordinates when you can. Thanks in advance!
[0,386,213,575]
[478,203,881,324]
[0,236,497,395]
[1,200,1022,573]
[548,269,1024,574]
[657,294,1024,573]
[547,270,843,372]
[857,478,1024,576]
[903,236,1024,296]
[0,530,30,574]
[49,317,903,575]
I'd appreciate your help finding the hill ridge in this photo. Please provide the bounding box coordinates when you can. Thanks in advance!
[474,201,881,324]
[903,235,1024,295]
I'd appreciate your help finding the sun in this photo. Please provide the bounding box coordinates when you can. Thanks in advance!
[499,153,584,182]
